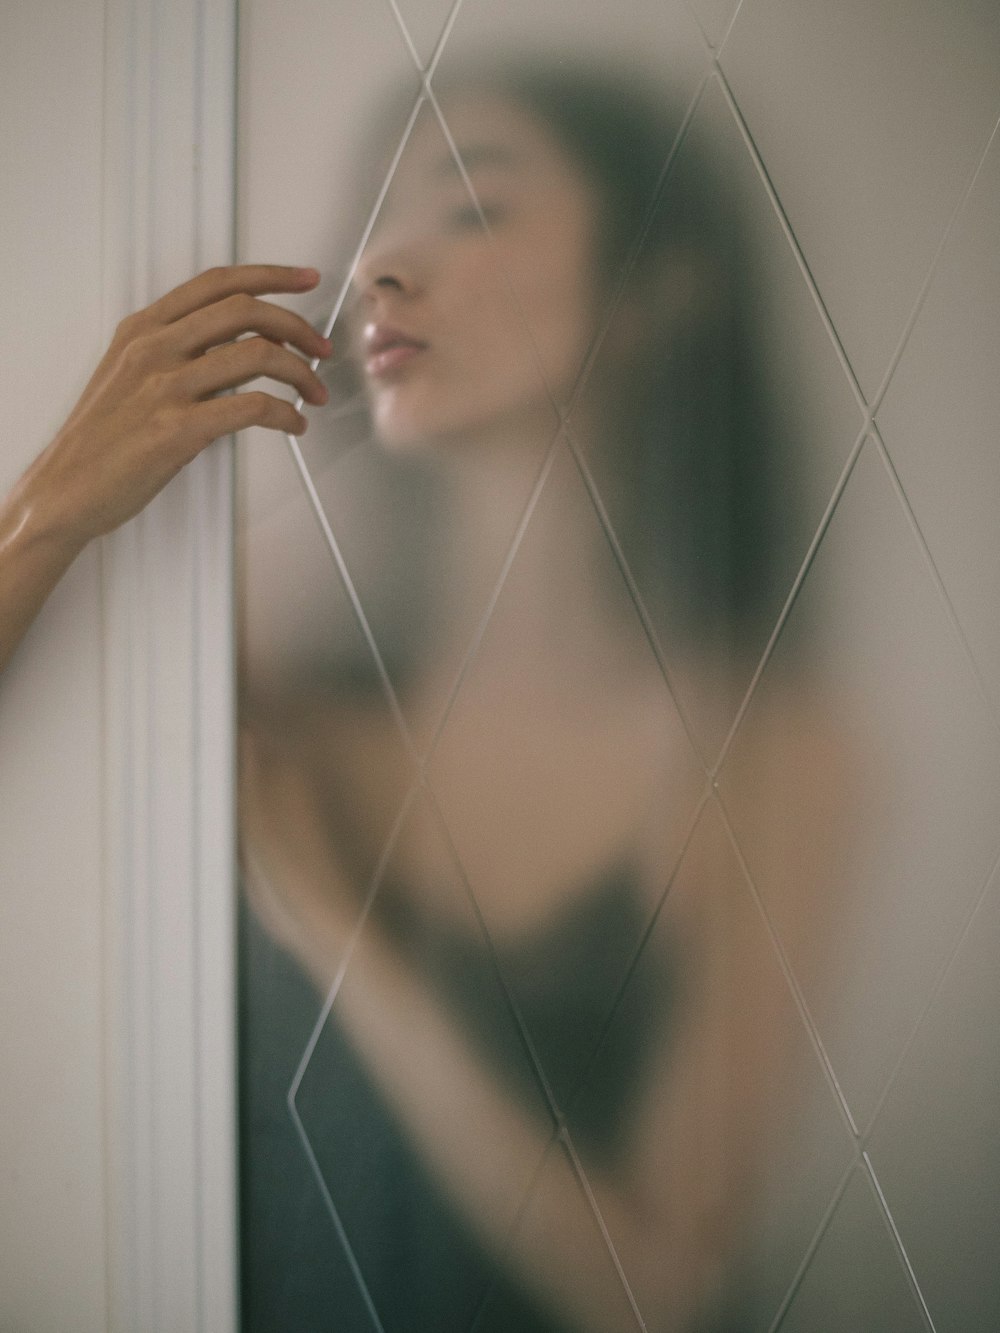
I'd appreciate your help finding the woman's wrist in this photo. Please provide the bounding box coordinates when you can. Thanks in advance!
[4,436,99,561]
[0,455,88,673]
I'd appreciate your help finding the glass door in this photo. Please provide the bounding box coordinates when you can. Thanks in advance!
[234,2,1000,1329]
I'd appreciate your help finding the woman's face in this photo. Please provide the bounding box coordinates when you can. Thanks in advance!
[351,92,602,450]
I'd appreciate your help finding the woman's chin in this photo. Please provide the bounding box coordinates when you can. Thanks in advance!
[371,405,473,455]
[372,417,446,454]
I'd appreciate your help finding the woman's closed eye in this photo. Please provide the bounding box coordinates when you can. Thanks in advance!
[446,200,509,231]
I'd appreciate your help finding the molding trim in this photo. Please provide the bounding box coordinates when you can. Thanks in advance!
[100,0,239,1328]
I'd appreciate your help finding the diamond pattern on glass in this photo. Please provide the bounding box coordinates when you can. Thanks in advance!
[567,73,864,767]
[297,96,562,758]
[437,0,707,106]
[391,0,460,71]
[569,795,855,1330]
[719,438,1000,1132]
[429,0,707,419]
[866,860,1000,1333]
[239,902,390,1331]
[686,0,744,51]
[720,0,1000,399]
[425,435,706,1108]
[237,0,422,342]
[877,127,1000,722]
[238,444,417,993]
[235,1,1000,1328]
[291,790,554,1333]
[775,1165,929,1333]
[469,1139,645,1333]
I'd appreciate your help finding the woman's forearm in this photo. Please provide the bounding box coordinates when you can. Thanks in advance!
[240,745,701,1331]
[328,919,662,1333]
[0,463,85,673]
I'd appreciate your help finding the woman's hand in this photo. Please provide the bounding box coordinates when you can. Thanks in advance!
[238,725,364,985]
[0,264,332,673]
[27,263,332,547]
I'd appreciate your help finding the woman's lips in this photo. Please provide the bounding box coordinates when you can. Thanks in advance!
[363,323,428,379]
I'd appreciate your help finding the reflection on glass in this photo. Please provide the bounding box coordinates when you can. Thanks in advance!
[238,54,858,1333]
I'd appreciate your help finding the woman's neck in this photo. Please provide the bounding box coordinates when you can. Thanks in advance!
[439,414,624,676]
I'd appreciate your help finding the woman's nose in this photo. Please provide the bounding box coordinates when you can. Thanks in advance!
[353,230,424,304]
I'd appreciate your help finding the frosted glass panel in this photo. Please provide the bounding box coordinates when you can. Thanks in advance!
[236,1,1000,1328]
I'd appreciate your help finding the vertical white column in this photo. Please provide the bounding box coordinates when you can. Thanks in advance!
[100,0,239,1329]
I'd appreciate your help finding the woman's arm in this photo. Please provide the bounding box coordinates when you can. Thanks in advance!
[239,682,857,1333]
[239,733,647,1332]
[0,264,332,674]
[237,730,742,1333]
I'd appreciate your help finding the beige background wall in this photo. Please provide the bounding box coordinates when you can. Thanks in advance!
[0,1,108,1328]
[0,2,236,1330]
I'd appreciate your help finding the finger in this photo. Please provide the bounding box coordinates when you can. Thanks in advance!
[141,264,321,328]
[170,292,333,361]
[194,390,308,443]
[182,337,329,405]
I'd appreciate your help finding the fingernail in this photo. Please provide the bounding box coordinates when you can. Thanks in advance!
[296,267,321,285]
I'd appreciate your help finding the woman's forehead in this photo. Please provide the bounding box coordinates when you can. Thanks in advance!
[403,92,585,184]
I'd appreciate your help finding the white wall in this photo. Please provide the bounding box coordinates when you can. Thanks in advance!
[0,1,109,1328]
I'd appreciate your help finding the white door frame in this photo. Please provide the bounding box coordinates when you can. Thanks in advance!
[100,0,239,1328]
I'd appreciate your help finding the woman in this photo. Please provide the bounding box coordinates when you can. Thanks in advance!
[238,63,848,1333]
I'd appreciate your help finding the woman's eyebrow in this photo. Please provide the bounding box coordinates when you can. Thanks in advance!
[434,144,520,178]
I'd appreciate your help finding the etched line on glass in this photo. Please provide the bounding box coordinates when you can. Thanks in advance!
[286,435,420,763]
[384,0,424,73]
[311,49,713,781]
[561,1133,649,1332]
[412,67,716,768]
[716,0,748,58]
[711,424,868,780]
[426,58,712,433]
[283,772,558,1332]
[317,90,426,349]
[871,111,1000,417]
[560,421,709,775]
[417,778,567,1126]
[423,84,567,428]
[419,425,563,769]
[280,92,429,761]
[564,70,713,416]
[286,1096,387,1333]
[283,783,420,1109]
[712,68,870,422]
[861,1152,938,1333]
[562,785,713,1116]
[278,788,417,1325]
[464,1131,571,1333]
[424,0,466,82]
[386,0,467,78]
[684,0,747,58]
[862,846,1000,1142]
[869,422,1000,736]
[684,0,717,54]
[712,792,861,1141]
[767,1159,856,1333]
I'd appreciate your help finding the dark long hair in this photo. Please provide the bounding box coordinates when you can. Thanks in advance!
[301,60,796,694]
[467,61,790,660]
